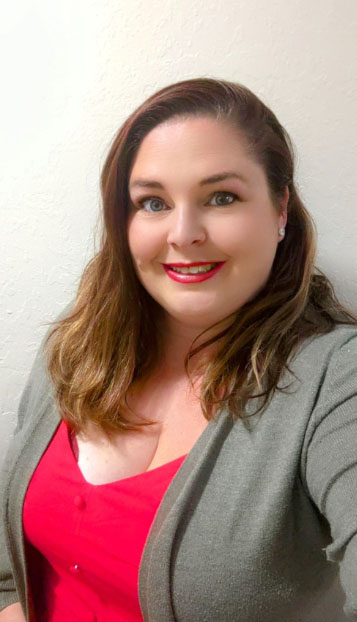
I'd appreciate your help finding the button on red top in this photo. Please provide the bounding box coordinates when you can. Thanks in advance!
[69,564,80,574]
[73,495,85,509]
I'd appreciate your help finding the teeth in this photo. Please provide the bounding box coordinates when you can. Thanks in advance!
[170,263,218,274]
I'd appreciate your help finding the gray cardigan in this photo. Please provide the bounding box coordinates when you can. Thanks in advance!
[1,320,357,621]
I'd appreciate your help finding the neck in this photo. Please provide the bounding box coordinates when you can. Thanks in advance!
[156,313,234,378]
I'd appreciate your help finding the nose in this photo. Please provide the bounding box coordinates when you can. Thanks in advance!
[166,204,207,248]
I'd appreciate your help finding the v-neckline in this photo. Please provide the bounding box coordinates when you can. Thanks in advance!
[63,421,188,487]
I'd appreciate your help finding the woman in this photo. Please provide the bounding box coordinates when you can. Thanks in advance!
[1,77,357,622]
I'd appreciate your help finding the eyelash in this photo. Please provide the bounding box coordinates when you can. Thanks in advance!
[135,191,240,213]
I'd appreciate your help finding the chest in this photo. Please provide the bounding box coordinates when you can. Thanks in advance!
[74,381,209,485]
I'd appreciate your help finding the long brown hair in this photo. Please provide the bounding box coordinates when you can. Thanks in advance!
[43,77,357,435]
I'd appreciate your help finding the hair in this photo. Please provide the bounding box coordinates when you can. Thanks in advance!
[43,77,357,436]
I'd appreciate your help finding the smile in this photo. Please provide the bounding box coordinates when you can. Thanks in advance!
[163,262,225,283]
[170,263,218,274]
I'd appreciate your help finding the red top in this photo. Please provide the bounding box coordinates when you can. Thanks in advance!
[23,420,187,622]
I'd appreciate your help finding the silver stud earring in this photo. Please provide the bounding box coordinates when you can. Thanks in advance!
[279,228,285,236]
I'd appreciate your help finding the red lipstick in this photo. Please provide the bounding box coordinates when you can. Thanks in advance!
[165,261,216,267]
[163,261,225,283]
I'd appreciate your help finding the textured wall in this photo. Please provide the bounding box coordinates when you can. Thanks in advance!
[1,0,357,458]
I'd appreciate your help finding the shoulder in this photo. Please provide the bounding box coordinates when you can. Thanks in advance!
[14,300,75,435]
[298,325,357,505]
[289,324,357,430]
[290,324,357,380]
[29,300,76,385]
[296,322,357,353]
[265,324,357,431]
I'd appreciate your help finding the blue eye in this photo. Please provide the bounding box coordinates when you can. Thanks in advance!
[137,191,238,213]
[138,197,166,212]
[210,192,237,206]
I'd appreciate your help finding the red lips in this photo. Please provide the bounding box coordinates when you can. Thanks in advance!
[163,262,225,283]
[164,261,219,267]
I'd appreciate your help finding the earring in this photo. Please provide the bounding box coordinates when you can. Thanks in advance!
[279,228,285,236]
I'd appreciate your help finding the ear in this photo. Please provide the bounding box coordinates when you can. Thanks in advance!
[278,186,289,229]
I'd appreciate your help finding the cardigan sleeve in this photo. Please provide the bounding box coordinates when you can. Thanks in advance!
[0,300,74,612]
[0,458,18,611]
[302,332,357,619]
[0,350,40,612]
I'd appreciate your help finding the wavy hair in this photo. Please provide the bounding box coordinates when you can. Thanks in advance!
[43,77,357,435]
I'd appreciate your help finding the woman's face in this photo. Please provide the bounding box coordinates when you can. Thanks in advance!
[127,116,288,332]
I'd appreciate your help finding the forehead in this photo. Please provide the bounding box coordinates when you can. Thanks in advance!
[128,116,264,189]
[130,117,247,164]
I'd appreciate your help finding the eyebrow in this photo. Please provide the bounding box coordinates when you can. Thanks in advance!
[129,171,248,191]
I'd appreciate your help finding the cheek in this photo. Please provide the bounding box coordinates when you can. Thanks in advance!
[215,212,276,257]
[127,220,143,267]
[127,218,161,267]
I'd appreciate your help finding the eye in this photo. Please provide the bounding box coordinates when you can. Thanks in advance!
[209,191,238,207]
[135,190,239,213]
[137,197,167,213]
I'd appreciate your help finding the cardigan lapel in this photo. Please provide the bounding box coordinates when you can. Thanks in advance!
[138,408,234,621]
